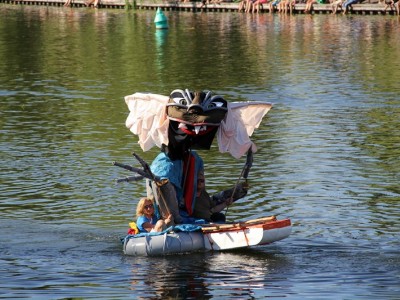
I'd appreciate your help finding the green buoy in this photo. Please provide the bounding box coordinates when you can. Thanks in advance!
[154,7,168,30]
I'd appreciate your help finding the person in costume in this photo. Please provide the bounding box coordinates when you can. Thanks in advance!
[192,169,248,223]
[124,88,272,224]
[145,89,231,224]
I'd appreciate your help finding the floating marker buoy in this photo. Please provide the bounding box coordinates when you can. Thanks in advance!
[154,7,168,30]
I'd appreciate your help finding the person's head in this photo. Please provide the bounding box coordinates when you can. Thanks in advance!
[197,170,205,192]
[136,197,155,217]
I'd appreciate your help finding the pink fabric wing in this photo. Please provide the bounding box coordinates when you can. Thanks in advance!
[217,102,272,159]
[124,93,170,151]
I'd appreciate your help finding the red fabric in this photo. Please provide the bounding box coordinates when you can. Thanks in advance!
[183,154,196,215]
[127,228,136,235]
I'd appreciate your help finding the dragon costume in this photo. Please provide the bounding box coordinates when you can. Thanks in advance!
[124,89,272,223]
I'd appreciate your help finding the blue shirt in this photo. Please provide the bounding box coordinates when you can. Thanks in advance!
[136,215,159,233]
[150,151,204,208]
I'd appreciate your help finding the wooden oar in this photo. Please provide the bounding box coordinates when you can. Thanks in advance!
[201,215,277,232]
[201,223,242,232]
[243,215,276,224]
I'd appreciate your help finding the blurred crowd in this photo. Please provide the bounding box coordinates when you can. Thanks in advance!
[62,0,399,15]
[235,0,399,15]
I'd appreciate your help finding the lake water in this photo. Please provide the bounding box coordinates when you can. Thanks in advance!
[1,5,399,299]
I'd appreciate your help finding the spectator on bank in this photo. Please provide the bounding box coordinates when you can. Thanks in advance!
[252,0,269,13]
[304,0,317,13]
[245,0,258,12]
[201,0,222,6]
[383,0,400,14]
[277,0,295,13]
[85,0,100,8]
[342,0,360,14]
[269,0,281,12]
[277,0,286,13]
[238,0,246,11]
[331,0,344,13]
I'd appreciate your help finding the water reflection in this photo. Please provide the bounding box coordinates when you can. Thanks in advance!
[155,28,169,90]
[127,250,293,299]
[128,254,211,299]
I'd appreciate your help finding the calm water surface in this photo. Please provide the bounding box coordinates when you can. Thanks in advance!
[1,5,399,299]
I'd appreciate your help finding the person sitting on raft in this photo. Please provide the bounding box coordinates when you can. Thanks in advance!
[192,170,249,223]
[136,197,172,233]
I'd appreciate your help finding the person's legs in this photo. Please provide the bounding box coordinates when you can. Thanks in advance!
[269,2,274,12]
[245,0,252,12]
[383,0,392,11]
[252,1,259,13]
[238,0,245,11]
[283,0,289,13]
[290,0,296,12]
[150,180,182,224]
[305,0,312,12]
[332,0,342,13]
[153,220,166,232]
[342,0,349,14]
[277,1,282,12]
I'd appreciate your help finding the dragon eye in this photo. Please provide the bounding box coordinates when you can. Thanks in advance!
[172,97,188,106]
[207,101,225,109]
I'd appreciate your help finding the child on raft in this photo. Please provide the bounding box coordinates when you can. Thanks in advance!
[136,197,172,233]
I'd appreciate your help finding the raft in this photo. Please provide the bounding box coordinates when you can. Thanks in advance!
[122,216,291,256]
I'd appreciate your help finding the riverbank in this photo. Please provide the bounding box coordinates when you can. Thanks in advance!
[1,0,399,15]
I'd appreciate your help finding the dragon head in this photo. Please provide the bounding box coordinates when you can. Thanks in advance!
[125,89,272,159]
[165,89,228,157]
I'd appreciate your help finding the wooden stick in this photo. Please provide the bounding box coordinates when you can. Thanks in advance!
[225,147,253,218]
[201,224,240,232]
[132,153,173,216]
[243,215,276,224]
[201,215,277,232]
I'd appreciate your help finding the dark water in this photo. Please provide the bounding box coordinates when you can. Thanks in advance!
[1,5,400,299]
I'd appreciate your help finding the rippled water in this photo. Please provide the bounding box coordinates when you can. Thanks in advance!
[1,5,400,299]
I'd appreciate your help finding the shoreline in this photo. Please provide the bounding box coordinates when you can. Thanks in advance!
[0,0,399,15]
